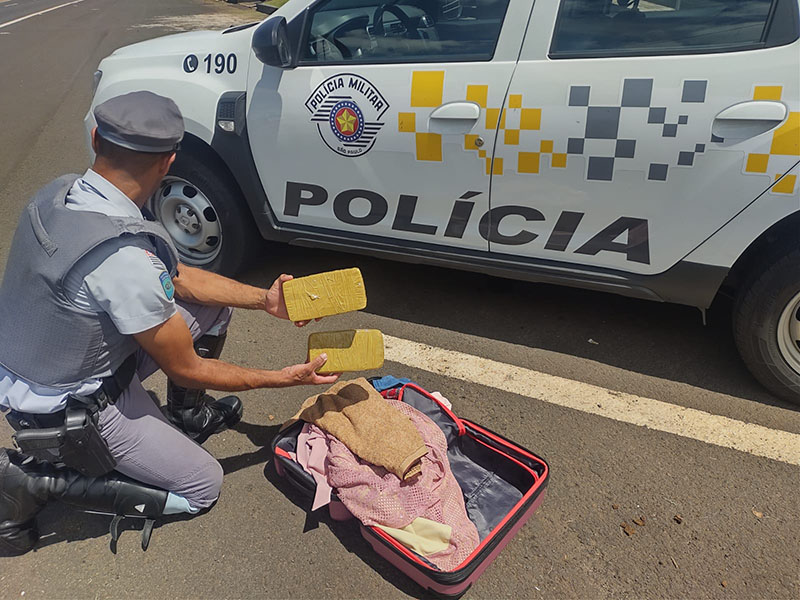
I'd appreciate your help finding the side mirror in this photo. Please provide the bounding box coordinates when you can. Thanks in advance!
[252,16,293,68]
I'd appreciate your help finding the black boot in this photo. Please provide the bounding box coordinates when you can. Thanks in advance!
[165,333,243,444]
[0,449,168,556]
[0,448,47,555]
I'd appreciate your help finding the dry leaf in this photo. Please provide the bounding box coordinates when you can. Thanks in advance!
[751,508,763,519]
[673,514,683,524]
[633,516,646,526]
[268,414,275,421]
[721,581,727,588]
[620,522,636,536]
[612,504,619,510]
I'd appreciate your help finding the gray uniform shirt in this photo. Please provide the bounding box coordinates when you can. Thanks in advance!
[0,170,177,413]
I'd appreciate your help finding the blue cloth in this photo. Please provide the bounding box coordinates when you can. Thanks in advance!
[370,375,412,392]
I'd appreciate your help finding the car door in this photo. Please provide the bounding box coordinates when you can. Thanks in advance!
[487,0,799,274]
[246,0,534,253]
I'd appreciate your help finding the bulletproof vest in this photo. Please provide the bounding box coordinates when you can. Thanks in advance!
[0,174,179,388]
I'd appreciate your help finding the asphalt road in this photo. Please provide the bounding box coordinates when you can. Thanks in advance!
[0,1,799,598]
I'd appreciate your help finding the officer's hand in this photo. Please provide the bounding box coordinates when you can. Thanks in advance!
[264,273,322,327]
[281,354,341,386]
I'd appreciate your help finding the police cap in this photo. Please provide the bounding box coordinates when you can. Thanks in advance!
[94,91,184,153]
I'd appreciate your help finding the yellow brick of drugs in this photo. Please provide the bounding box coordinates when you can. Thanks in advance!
[308,329,385,373]
[283,268,367,321]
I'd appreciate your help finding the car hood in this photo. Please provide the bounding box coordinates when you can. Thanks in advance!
[110,30,227,59]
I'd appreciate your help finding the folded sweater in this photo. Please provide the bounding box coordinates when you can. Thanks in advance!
[284,377,427,480]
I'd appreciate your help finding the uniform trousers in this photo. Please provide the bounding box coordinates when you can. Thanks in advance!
[97,301,233,509]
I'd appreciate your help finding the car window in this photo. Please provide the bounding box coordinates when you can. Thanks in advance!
[551,0,778,58]
[300,0,511,64]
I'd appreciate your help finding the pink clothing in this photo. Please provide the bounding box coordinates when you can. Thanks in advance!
[291,423,334,511]
[322,397,479,571]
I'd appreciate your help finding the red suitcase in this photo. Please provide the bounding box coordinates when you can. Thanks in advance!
[272,380,549,598]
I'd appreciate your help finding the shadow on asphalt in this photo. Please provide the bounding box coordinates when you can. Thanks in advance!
[32,502,202,553]
[218,421,282,475]
[262,459,439,600]
[239,243,797,412]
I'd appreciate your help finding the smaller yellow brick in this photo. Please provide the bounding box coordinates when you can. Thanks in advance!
[283,268,367,321]
[518,152,540,174]
[504,129,520,145]
[486,108,501,129]
[416,132,442,161]
[499,109,507,130]
[485,157,492,175]
[753,86,782,101]
[478,149,486,158]
[398,112,416,133]
[540,140,554,153]
[520,108,542,130]
[465,134,480,150]
[508,94,522,109]
[773,173,797,194]
[745,153,769,173]
[308,329,384,373]
[466,84,488,108]
[552,153,567,168]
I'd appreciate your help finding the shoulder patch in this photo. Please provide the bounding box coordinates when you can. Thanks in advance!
[159,271,175,301]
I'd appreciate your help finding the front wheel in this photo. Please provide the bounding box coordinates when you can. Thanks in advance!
[150,150,259,275]
[733,247,800,405]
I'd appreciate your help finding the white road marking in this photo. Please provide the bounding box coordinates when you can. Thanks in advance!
[384,335,800,467]
[0,0,85,29]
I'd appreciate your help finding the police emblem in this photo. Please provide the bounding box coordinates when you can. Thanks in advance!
[305,74,389,157]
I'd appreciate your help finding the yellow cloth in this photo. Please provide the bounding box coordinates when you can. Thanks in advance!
[283,377,427,480]
[376,518,453,557]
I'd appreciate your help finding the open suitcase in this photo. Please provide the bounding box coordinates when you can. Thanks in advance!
[272,379,549,598]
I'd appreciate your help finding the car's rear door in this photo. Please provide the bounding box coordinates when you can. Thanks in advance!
[487,0,800,275]
[247,0,534,253]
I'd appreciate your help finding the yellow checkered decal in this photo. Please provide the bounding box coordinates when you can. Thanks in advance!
[745,86,798,195]
[399,71,564,175]
[398,74,797,194]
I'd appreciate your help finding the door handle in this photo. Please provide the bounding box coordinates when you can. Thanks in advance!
[430,102,481,121]
[428,101,481,135]
[712,101,787,141]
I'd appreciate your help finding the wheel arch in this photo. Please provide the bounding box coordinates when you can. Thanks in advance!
[720,209,800,297]
[177,129,279,242]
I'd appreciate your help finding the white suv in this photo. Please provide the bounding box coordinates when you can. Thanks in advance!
[87,0,800,403]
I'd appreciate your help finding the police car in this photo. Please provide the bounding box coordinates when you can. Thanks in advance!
[86,0,800,404]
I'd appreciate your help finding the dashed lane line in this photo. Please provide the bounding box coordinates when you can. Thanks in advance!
[0,0,85,29]
[384,335,800,467]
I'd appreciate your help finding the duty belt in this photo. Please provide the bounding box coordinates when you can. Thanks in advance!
[5,353,138,477]
[9,352,138,428]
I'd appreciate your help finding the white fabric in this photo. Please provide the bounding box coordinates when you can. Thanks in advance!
[0,170,176,414]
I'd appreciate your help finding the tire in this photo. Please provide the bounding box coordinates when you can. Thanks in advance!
[150,148,259,276]
[733,245,800,405]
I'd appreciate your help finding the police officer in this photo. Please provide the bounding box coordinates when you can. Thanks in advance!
[0,91,339,556]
